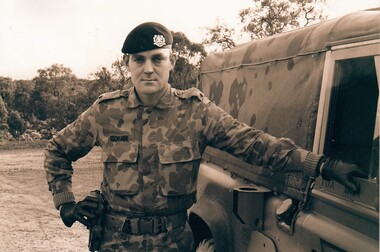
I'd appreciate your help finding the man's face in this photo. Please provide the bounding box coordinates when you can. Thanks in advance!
[125,48,175,96]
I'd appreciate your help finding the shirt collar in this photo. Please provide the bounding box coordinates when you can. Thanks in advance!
[126,84,175,109]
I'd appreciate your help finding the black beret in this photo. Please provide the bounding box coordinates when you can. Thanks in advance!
[121,22,173,54]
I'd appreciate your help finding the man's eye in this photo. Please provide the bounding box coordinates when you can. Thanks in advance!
[133,57,145,63]
[152,57,163,63]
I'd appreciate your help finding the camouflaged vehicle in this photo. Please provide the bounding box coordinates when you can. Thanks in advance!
[189,9,380,252]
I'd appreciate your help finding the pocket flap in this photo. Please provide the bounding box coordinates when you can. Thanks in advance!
[158,140,201,164]
[101,142,139,163]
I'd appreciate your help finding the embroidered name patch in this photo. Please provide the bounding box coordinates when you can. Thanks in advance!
[110,135,129,142]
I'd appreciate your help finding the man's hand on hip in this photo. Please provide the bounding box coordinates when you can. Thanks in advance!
[60,195,99,227]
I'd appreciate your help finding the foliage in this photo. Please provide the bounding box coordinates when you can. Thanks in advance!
[1,64,95,139]
[0,96,8,130]
[31,64,78,126]
[0,63,133,141]
[239,0,327,39]
[13,80,35,115]
[202,19,237,52]
[7,110,26,137]
[88,66,121,101]
[111,57,132,90]
[203,0,327,52]
[0,77,14,106]
[170,32,207,89]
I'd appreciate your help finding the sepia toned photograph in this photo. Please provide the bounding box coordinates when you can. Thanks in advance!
[0,0,379,251]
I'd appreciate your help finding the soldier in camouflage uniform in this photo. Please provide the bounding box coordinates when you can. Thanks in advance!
[44,22,363,252]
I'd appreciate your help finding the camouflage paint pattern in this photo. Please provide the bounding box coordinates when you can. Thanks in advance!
[196,10,380,201]
[198,10,380,150]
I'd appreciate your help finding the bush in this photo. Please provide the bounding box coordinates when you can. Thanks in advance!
[7,110,26,138]
[0,130,14,141]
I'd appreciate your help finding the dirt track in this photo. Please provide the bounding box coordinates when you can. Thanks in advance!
[0,147,103,252]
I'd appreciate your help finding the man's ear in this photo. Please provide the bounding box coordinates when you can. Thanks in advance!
[123,54,130,67]
[170,54,177,70]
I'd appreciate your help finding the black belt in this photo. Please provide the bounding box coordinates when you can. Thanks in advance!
[104,211,187,235]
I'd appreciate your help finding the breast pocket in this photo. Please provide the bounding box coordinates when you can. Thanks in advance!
[102,142,139,195]
[158,140,201,196]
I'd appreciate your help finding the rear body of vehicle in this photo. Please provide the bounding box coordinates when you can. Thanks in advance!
[189,9,380,252]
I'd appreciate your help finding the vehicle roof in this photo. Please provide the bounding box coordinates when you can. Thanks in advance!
[200,9,380,73]
[198,9,380,150]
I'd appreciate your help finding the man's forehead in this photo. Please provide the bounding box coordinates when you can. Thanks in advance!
[131,48,171,57]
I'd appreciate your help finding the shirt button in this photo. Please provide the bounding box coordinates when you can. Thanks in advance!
[146,108,153,114]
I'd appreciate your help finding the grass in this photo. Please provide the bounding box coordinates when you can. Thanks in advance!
[0,139,49,150]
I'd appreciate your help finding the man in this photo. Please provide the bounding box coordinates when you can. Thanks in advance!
[44,22,363,251]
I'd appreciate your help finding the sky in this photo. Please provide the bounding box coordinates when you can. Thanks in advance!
[0,0,379,80]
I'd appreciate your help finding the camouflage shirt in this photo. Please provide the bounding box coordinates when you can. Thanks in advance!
[45,84,322,215]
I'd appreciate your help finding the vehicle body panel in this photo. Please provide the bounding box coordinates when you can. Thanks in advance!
[190,9,380,252]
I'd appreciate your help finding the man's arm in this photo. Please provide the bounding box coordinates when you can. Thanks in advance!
[202,100,363,193]
[44,104,98,209]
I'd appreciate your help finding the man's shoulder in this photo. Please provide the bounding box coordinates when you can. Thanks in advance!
[97,89,130,103]
[173,87,206,101]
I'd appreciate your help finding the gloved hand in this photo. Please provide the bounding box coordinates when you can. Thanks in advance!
[320,158,366,194]
[60,195,99,228]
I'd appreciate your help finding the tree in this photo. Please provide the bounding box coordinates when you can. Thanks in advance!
[202,19,237,52]
[31,64,79,129]
[88,67,120,101]
[7,110,26,138]
[203,0,327,52]
[239,0,327,39]
[111,58,131,90]
[33,64,76,98]
[13,80,35,116]
[68,79,92,120]
[0,77,15,107]
[170,31,207,89]
[0,96,8,131]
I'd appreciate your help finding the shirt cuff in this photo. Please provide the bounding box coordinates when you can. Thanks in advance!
[304,152,325,178]
[53,191,75,209]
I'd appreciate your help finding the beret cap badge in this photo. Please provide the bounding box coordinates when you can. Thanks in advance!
[153,35,166,47]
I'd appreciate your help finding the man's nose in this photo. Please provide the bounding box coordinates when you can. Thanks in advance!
[144,60,154,73]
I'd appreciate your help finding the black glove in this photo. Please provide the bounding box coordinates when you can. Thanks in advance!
[320,158,366,194]
[60,195,99,228]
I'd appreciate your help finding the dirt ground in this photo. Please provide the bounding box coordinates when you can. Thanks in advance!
[0,147,103,252]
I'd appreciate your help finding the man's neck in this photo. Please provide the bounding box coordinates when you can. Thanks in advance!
[137,85,169,107]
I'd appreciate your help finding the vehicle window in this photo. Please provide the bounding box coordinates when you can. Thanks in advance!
[325,56,379,180]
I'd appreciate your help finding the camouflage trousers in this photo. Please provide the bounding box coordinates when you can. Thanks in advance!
[99,221,195,252]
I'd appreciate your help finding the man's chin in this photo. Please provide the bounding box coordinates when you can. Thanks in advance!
[139,86,164,96]
[141,87,159,94]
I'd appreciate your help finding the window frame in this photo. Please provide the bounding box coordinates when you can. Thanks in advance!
[313,39,380,210]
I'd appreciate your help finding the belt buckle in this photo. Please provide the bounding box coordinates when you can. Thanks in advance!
[121,216,166,235]
[139,217,155,235]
